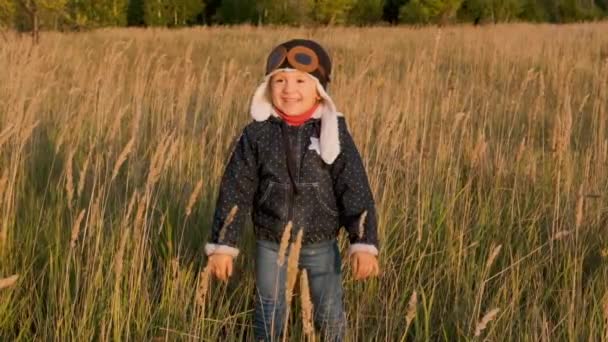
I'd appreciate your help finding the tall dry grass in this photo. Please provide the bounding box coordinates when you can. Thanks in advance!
[0,23,607,340]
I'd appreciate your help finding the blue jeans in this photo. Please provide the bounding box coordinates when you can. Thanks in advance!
[254,239,346,342]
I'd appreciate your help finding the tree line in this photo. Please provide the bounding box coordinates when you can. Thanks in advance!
[0,0,607,36]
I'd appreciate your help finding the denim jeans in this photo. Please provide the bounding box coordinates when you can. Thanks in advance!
[254,239,346,342]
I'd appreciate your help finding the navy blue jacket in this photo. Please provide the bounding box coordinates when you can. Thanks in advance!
[209,115,379,250]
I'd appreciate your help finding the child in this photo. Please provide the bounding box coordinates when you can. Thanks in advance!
[205,39,380,341]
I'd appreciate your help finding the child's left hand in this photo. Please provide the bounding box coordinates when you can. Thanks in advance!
[350,252,380,280]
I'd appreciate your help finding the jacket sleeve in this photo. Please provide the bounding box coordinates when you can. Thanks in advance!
[205,124,258,257]
[331,119,379,256]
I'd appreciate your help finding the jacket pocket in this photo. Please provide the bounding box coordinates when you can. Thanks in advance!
[296,183,339,217]
[312,183,339,216]
[257,181,275,206]
[255,181,289,220]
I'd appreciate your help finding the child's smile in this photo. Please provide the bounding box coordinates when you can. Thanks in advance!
[270,70,320,116]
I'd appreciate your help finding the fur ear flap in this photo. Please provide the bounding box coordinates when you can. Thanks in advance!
[320,109,340,164]
[250,76,273,122]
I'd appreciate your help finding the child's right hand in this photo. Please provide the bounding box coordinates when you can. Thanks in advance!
[207,254,234,281]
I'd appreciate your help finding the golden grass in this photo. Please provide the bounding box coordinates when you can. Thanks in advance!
[185,179,204,217]
[218,205,238,243]
[277,221,293,267]
[474,308,500,337]
[283,228,303,341]
[0,22,607,340]
[69,209,86,248]
[0,274,18,290]
[300,269,315,341]
[405,290,417,327]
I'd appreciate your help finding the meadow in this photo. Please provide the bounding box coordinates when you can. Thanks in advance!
[0,23,607,341]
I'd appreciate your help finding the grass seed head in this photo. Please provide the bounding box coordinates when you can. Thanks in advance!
[277,221,293,266]
[474,308,500,337]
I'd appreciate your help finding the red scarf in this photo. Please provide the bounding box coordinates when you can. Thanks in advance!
[274,103,319,126]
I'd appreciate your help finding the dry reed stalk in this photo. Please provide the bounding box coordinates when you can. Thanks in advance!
[108,105,129,142]
[0,274,18,290]
[77,147,93,198]
[54,129,67,154]
[603,293,608,339]
[485,244,502,270]
[163,139,179,170]
[195,266,210,308]
[284,228,303,341]
[277,221,293,266]
[0,124,14,151]
[575,184,584,231]
[218,205,238,243]
[357,210,368,240]
[145,134,172,192]
[551,230,572,241]
[121,191,139,228]
[431,28,442,71]
[0,170,8,204]
[300,270,315,340]
[111,137,135,182]
[185,180,204,217]
[0,274,19,290]
[18,120,39,145]
[474,308,500,337]
[470,133,488,170]
[286,229,303,305]
[70,209,86,248]
[405,290,418,327]
[450,112,467,136]
[114,227,130,286]
[133,196,146,234]
[552,98,573,163]
[170,258,180,280]
[65,148,75,210]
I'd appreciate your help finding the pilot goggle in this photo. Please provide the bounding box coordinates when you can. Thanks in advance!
[266,45,327,79]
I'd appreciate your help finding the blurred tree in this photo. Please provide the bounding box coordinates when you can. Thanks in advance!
[216,0,258,23]
[518,0,550,22]
[556,0,604,21]
[0,0,16,29]
[257,0,312,25]
[144,0,204,26]
[348,0,384,24]
[458,0,523,23]
[309,0,355,25]
[383,0,407,23]
[15,0,68,43]
[66,0,129,28]
[127,0,145,26]
[200,0,220,23]
[400,0,463,24]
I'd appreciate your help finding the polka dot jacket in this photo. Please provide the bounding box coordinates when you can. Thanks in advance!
[207,115,379,256]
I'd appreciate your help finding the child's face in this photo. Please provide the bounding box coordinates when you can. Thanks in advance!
[270,70,320,116]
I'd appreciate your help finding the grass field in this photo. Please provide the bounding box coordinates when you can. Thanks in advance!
[1,23,608,341]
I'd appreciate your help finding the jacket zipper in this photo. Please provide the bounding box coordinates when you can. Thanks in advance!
[281,123,301,225]
[289,126,303,224]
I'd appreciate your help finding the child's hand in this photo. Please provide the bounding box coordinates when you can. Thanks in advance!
[350,252,380,280]
[207,254,234,281]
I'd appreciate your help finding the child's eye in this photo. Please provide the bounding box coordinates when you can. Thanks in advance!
[297,79,305,83]
[273,79,284,83]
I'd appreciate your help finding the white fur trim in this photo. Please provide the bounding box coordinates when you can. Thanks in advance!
[249,68,342,164]
[204,243,240,258]
[348,243,379,256]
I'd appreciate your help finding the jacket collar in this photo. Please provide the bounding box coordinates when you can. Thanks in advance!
[250,68,342,164]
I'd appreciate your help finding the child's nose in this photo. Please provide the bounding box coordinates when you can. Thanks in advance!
[283,80,296,93]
